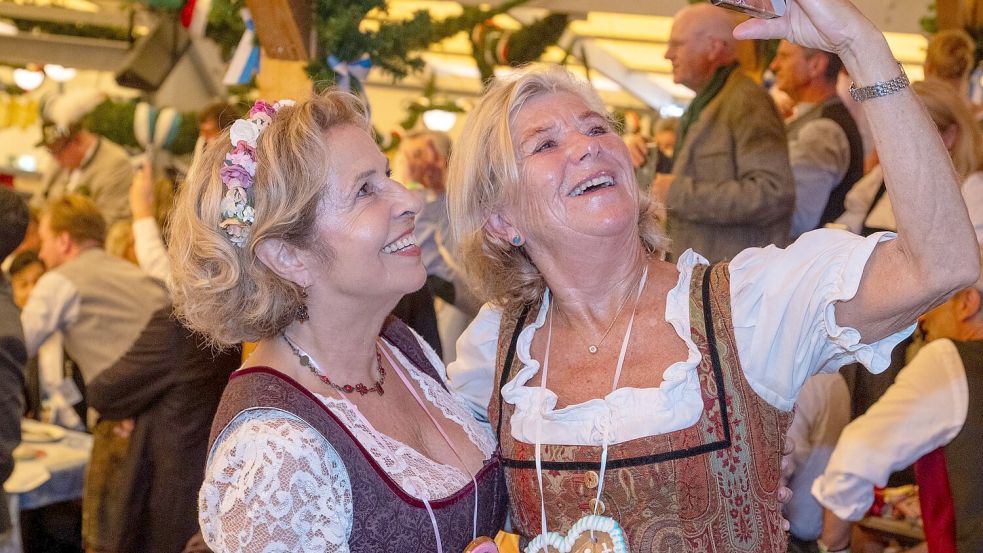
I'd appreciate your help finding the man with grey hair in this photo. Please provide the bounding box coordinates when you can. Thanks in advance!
[660,3,793,262]
[813,258,983,552]
[770,40,863,239]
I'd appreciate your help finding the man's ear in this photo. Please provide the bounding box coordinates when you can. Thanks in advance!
[255,238,312,287]
[484,212,520,245]
[960,287,982,322]
[56,231,73,255]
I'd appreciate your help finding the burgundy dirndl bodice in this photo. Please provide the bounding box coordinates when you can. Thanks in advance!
[208,317,508,552]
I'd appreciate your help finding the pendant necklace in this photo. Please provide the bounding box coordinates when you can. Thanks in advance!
[526,265,648,553]
[284,336,498,552]
[283,333,385,395]
[559,269,643,355]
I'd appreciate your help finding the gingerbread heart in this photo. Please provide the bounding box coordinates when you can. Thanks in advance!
[464,536,500,553]
[524,515,628,553]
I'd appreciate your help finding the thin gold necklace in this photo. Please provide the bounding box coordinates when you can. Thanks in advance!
[554,267,644,355]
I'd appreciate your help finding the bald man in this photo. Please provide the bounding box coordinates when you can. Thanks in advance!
[659,4,793,262]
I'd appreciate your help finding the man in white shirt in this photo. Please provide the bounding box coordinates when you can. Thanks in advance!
[21,195,168,388]
[812,264,983,552]
[770,41,864,240]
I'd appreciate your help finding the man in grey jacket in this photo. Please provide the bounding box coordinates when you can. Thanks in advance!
[661,3,794,262]
[0,186,28,543]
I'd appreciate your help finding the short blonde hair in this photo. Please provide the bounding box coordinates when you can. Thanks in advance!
[105,219,135,263]
[168,90,371,346]
[914,79,983,177]
[925,29,976,82]
[447,65,668,311]
[43,194,106,246]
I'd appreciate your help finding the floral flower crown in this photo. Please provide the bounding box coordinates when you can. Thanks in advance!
[219,99,295,247]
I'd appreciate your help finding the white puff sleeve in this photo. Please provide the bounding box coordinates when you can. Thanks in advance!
[198,409,353,553]
[728,229,915,411]
[445,304,504,424]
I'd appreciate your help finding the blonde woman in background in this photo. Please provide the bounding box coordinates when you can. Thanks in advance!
[837,79,983,240]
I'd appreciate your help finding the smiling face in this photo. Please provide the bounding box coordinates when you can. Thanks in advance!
[502,90,638,251]
[309,124,426,300]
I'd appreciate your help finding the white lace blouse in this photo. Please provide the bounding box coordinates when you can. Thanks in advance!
[198,335,496,553]
[447,229,915,447]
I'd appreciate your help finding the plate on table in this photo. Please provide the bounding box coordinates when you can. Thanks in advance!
[21,420,67,443]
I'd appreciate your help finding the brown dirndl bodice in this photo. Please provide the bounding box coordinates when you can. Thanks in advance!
[489,263,793,552]
[208,317,508,552]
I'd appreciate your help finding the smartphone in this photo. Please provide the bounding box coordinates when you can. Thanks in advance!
[711,0,785,19]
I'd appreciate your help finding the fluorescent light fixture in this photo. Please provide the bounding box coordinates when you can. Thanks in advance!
[660,104,685,118]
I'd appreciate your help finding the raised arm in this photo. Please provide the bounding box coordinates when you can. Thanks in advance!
[737,0,980,342]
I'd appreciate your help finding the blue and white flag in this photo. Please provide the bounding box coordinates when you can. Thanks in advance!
[223,8,259,86]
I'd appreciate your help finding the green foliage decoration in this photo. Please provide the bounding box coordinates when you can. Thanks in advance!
[305,0,529,91]
[471,13,570,83]
[82,99,200,156]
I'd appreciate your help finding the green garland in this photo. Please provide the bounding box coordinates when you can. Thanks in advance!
[471,13,570,83]
[305,0,529,91]
[84,99,200,155]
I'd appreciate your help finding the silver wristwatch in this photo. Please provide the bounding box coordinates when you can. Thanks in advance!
[849,63,909,102]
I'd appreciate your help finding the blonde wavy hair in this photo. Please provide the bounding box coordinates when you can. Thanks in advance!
[925,29,976,82]
[168,91,370,347]
[446,65,668,312]
[914,79,983,178]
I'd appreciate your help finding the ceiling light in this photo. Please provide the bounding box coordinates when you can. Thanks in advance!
[422,109,457,132]
[13,68,44,91]
[44,64,77,82]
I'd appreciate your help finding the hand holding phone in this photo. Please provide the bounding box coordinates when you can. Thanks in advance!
[712,0,785,19]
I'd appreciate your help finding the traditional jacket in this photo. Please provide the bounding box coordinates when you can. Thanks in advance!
[914,339,983,553]
[489,264,793,552]
[208,318,509,552]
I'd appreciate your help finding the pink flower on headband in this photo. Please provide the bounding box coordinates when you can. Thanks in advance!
[219,99,290,248]
[220,164,253,190]
[225,142,256,177]
[249,101,275,119]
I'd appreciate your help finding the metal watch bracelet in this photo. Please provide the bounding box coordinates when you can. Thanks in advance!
[849,62,909,102]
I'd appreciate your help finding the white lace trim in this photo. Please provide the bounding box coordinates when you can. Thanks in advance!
[199,410,353,553]
[382,337,497,457]
[199,336,496,552]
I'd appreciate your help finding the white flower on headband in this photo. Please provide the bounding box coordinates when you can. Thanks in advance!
[230,118,261,148]
[220,99,294,248]
[274,100,296,110]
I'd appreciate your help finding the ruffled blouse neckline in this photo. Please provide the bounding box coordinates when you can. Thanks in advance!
[500,250,709,446]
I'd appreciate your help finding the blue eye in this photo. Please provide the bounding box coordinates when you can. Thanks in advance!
[356,183,372,198]
[588,125,608,136]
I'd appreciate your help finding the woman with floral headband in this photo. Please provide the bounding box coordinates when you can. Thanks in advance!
[443,0,979,551]
[168,94,507,552]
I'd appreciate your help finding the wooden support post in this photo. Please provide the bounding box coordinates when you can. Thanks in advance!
[256,50,312,102]
[244,0,312,61]
[937,0,963,30]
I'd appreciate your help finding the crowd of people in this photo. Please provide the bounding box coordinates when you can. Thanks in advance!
[2,0,983,551]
